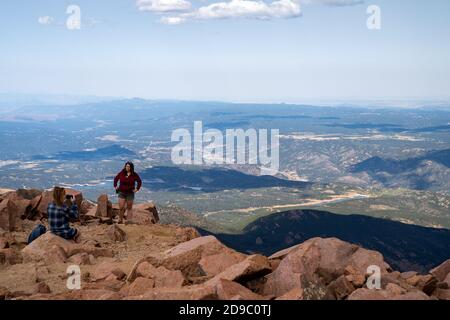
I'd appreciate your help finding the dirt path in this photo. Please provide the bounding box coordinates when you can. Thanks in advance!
[203,192,370,217]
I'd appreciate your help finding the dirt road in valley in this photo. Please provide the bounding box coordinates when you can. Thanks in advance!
[203,192,370,217]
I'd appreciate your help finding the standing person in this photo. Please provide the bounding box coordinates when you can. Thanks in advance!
[47,186,81,242]
[114,161,142,224]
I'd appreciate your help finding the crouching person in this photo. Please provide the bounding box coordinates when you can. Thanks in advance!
[47,186,81,242]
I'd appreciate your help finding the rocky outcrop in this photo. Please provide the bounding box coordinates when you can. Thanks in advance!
[348,284,432,300]
[199,251,246,276]
[36,191,54,218]
[96,194,113,218]
[136,235,243,278]
[263,237,391,299]
[126,284,217,300]
[0,248,23,265]
[430,259,450,282]
[106,225,126,242]
[136,262,186,287]
[0,188,160,229]
[90,262,126,282]
[206,254,272,285]
[1,188,449,301]
[21,232,113,264]
[133,203,159,224]
[4,231,450,300]
[0,200,19,231]
[120,277,155,296]
[0,188,84,223]
[215,279,265,300]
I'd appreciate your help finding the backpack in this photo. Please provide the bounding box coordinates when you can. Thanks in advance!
[27,224,47,244]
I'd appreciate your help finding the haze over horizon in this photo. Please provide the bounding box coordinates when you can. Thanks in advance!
[0,92,449,109]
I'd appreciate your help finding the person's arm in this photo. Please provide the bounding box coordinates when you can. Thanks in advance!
[114,172,120,189]
[68,204,79,219]
[47,203,54,221]
[64,199,79,219]
[135,173,142,192]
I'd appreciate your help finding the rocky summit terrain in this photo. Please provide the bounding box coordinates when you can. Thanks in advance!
[1,188,449,300]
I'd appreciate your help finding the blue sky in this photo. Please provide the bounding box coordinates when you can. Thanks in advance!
[1,0,450,103]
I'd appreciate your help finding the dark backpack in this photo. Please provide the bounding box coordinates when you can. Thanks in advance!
[27,224,47,244]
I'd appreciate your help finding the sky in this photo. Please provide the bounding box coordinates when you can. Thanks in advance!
[1,0,450,103]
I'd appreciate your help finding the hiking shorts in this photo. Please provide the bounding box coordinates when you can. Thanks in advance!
[118,191,135,201]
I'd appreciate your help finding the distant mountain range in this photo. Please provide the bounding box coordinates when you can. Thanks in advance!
[202,209,450,273]
[351,149,450,190]
[32,144,135,161]
[140,166,310,192]
[327,123,406,132]
[328,123,450,133]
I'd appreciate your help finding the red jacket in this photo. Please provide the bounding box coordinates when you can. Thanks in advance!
[114,171,142,194]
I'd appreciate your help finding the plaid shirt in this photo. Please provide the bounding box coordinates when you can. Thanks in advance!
[47,202,78,237]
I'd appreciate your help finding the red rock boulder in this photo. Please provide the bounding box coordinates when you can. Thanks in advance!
[157,235,245,277]
[263,237,391,298]
[430,259,450,282]
[0,199,20,231]
[106,224,127,242]
[96,194,113,218]
[206,254,272,285]
[214,279,265,300]
[90,262,126,282]
[135,261,186,288]
[0,248,23,265]
[133,203,159,224]
[348,287,431,300]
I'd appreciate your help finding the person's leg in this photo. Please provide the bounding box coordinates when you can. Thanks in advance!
[126,199,134,220]
[61,228,80,242]
[118,196,126,223]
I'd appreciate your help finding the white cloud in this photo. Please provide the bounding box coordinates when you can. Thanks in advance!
[38,16,54,25]
[137,0,192,12]
[160,16,187,24]
[160,0,301,24]
[151,0,363,25]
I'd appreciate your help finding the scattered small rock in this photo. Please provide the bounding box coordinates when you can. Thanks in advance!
[0,286,10,300]
[215,279,264,300]
[90,262,126,282]
[121,277,155,296]
[106,224,127,242]
[0,248,23,265]
[34,282,51,294]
